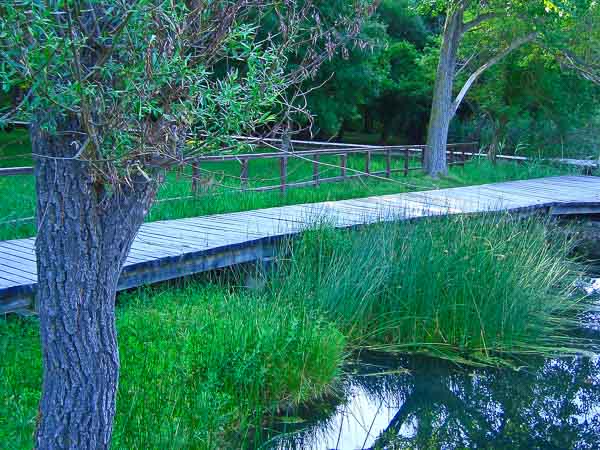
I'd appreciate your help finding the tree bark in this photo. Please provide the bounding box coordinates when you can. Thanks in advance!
[32,119,157,449]
[424,5,464,177]
[425,3,536,178]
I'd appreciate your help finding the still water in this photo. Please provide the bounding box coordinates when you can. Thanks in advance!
[269,279,600,450]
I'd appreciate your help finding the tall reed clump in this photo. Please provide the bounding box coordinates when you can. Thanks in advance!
[0,284,345,449]
[270,214,587,365]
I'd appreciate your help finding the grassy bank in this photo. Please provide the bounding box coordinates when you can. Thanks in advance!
[0,215,591,447]
[0,284,345,449]
[0,129,573,241]
[270,215,588,366]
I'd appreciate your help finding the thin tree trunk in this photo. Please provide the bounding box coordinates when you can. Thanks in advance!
[32,119,157,449]
[425,5,464,177]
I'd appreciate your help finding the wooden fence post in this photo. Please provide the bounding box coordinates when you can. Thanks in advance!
[421,146,426,168]
[461,144,467,166]
[191,161,200,194]
[386,148,392,178]
[404,147,410,177]
[313,154,320,186]
[340,154,347,178]
[449,146,455,165]
[240,158,249,189]
[280,156,288,194]
[365,151,371,175]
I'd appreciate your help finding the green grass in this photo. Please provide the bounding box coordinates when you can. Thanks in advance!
[0,126,573,240]
[0,131,589,446]
[0,215,591,448]
[0,282,345,449]
[269,215,589,366]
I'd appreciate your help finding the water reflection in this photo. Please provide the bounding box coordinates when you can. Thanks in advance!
[271,283,600,450]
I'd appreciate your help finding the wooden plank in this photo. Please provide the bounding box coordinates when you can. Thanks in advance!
[139,225,258,250]
[143,221,228,241]
[242,209,319,224]
[171,218,267,238]
[137,229,212,249]
[182,214,291,233]
[134,232,206,253]
[0,276,22,289]
[0,266,35,284]
[0,244,37,262]
[484,185,577,202]
[0,239,36,253]
[143,221,252,241]
[473,187,557,205]
[129,241,184,259]
[123,249,158,263]
[173,218,296,241]
[0,264,36,282]
[0,254,37,276]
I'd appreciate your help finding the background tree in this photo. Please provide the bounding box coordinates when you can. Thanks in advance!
[417,0,599,176]
[0,1,375,448]
[466,49,600,160]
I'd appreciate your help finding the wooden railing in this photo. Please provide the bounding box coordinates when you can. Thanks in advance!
[0,142,480,195]
[189,142,478,193]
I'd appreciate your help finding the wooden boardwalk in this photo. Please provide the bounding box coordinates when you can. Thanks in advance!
[2,175,600,314]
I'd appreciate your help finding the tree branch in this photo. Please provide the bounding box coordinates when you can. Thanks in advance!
[554,48,600,85]
[462,12,499,34]
[452,32,538,116]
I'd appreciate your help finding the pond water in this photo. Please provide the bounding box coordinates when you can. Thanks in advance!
[268,279,600,450]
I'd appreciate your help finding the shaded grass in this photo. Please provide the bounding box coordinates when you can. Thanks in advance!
[269,215,589,366]
[0,282,345,449]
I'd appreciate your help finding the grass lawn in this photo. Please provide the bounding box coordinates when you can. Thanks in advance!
[0,129,577,241]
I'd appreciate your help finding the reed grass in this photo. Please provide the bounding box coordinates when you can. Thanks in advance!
[269,215,588,365]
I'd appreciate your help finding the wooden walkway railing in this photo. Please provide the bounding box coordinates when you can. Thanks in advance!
[190,142,477,193]
[0,142,479,194]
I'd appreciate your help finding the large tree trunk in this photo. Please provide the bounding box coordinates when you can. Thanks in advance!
[424,5,464,177]
[32,120,157,449]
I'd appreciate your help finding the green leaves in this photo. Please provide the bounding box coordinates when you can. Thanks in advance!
[1,1,372,179]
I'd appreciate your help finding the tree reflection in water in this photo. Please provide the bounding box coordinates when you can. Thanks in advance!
[272,354,600,449]
[271,294,600,450]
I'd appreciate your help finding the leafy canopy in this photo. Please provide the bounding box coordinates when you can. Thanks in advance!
[0,1,375,182]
